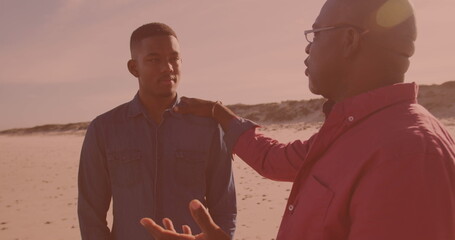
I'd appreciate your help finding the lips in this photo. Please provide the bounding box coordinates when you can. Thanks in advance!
[304,57,309,76]
[159,75,176,84]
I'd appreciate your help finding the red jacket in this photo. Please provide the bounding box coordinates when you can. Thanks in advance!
[232,83,455,240]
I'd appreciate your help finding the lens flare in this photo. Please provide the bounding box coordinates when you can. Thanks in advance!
[376,0,414,28]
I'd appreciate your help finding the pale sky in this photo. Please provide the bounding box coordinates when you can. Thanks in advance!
[1,0,454,130]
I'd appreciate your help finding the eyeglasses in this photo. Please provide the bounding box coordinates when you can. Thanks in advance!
[304,25,368,43]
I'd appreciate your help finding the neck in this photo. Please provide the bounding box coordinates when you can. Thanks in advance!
[333,70,404,103]
[138,91,176,124]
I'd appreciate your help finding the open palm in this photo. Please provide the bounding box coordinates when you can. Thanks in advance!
[141,200,230,240]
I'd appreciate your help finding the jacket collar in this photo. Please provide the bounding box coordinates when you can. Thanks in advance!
[324,82,418,125]
[288,82,419,205]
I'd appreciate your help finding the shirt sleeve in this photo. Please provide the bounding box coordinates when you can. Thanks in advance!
[225,118,318,182]
[205,124,237,239]
[348,135,455,240]
[78,121,112,240]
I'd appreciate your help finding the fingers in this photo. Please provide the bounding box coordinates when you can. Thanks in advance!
[163,218,176,232]
[174,97,190,114]
[173,97,214,118]
[141,218,195,240]
[182,225,192,235]
[140,218,166,238]
[188,200,217,234]
[189,200,230,240]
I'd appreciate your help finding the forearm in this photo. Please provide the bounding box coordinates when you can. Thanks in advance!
[78,195,111,240]
[233,128,316,181]
[78,164,112,239]
[206,185,236,239]
[212,103,314,181]
[206,180,236,239]
[78,169,112,239]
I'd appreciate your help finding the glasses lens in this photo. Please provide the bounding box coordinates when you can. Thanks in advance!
[305,32,314,43]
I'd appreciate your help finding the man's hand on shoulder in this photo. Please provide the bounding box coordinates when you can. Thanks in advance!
[173,97,214,118]
[174,97,238,131]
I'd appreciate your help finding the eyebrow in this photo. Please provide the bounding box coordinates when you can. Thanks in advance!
[145,52,180,57]
[145,53,160,57]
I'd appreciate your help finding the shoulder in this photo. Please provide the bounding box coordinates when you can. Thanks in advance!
[170,114,225,143]
[358,102,454,160]
[90,101,131,128]
[379,105,454,160]
[395,103,452,145]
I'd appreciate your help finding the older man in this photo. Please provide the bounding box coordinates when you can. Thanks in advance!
[141,0,455,239]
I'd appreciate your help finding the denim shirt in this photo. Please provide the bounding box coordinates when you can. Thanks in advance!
[78,94,236,240]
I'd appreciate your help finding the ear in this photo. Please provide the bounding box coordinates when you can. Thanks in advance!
[343,28,361,58]
[127,59,139,78]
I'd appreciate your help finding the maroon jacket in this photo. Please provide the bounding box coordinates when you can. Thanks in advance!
[230,83,455,240]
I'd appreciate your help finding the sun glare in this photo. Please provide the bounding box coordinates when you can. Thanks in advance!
[376,0,414,28]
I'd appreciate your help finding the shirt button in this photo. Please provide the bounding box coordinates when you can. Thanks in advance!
[348,116,355,122]
[288,204,294,211]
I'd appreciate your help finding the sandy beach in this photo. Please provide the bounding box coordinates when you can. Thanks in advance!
[1,120,454,240]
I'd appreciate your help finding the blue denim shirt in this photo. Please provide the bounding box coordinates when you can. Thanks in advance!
[78,94,236,240]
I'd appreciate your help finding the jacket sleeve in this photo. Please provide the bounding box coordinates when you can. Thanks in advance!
[78,121,112,240]
[205,125,237,239]
[225,118,318,182]
[347,136,455,240]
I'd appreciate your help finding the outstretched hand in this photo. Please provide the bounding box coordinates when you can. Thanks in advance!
[140,199,230,240]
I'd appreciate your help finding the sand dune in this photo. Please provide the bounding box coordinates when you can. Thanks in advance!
[1,81,454,135]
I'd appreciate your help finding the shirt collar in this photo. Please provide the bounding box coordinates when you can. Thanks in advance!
[127,92,182,119]
[324,82,418,125]
[322,99,336,119]
[300,82,418,168]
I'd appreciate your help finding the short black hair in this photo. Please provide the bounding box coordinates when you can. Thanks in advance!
[130,22,178,53]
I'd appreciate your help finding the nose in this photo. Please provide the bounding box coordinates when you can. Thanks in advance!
[161,61,174,73]
[305,42,312,55]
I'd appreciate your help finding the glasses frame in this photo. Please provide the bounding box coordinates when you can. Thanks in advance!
[304,25,368,43]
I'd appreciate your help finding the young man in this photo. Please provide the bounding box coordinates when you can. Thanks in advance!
[141,0,455,239]
[78,23,236,240]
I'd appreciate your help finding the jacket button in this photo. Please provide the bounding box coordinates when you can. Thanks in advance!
[288,204,294,211]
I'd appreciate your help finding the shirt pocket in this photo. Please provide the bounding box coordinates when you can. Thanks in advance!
[174,150,207,188]
[107,149,142,187]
